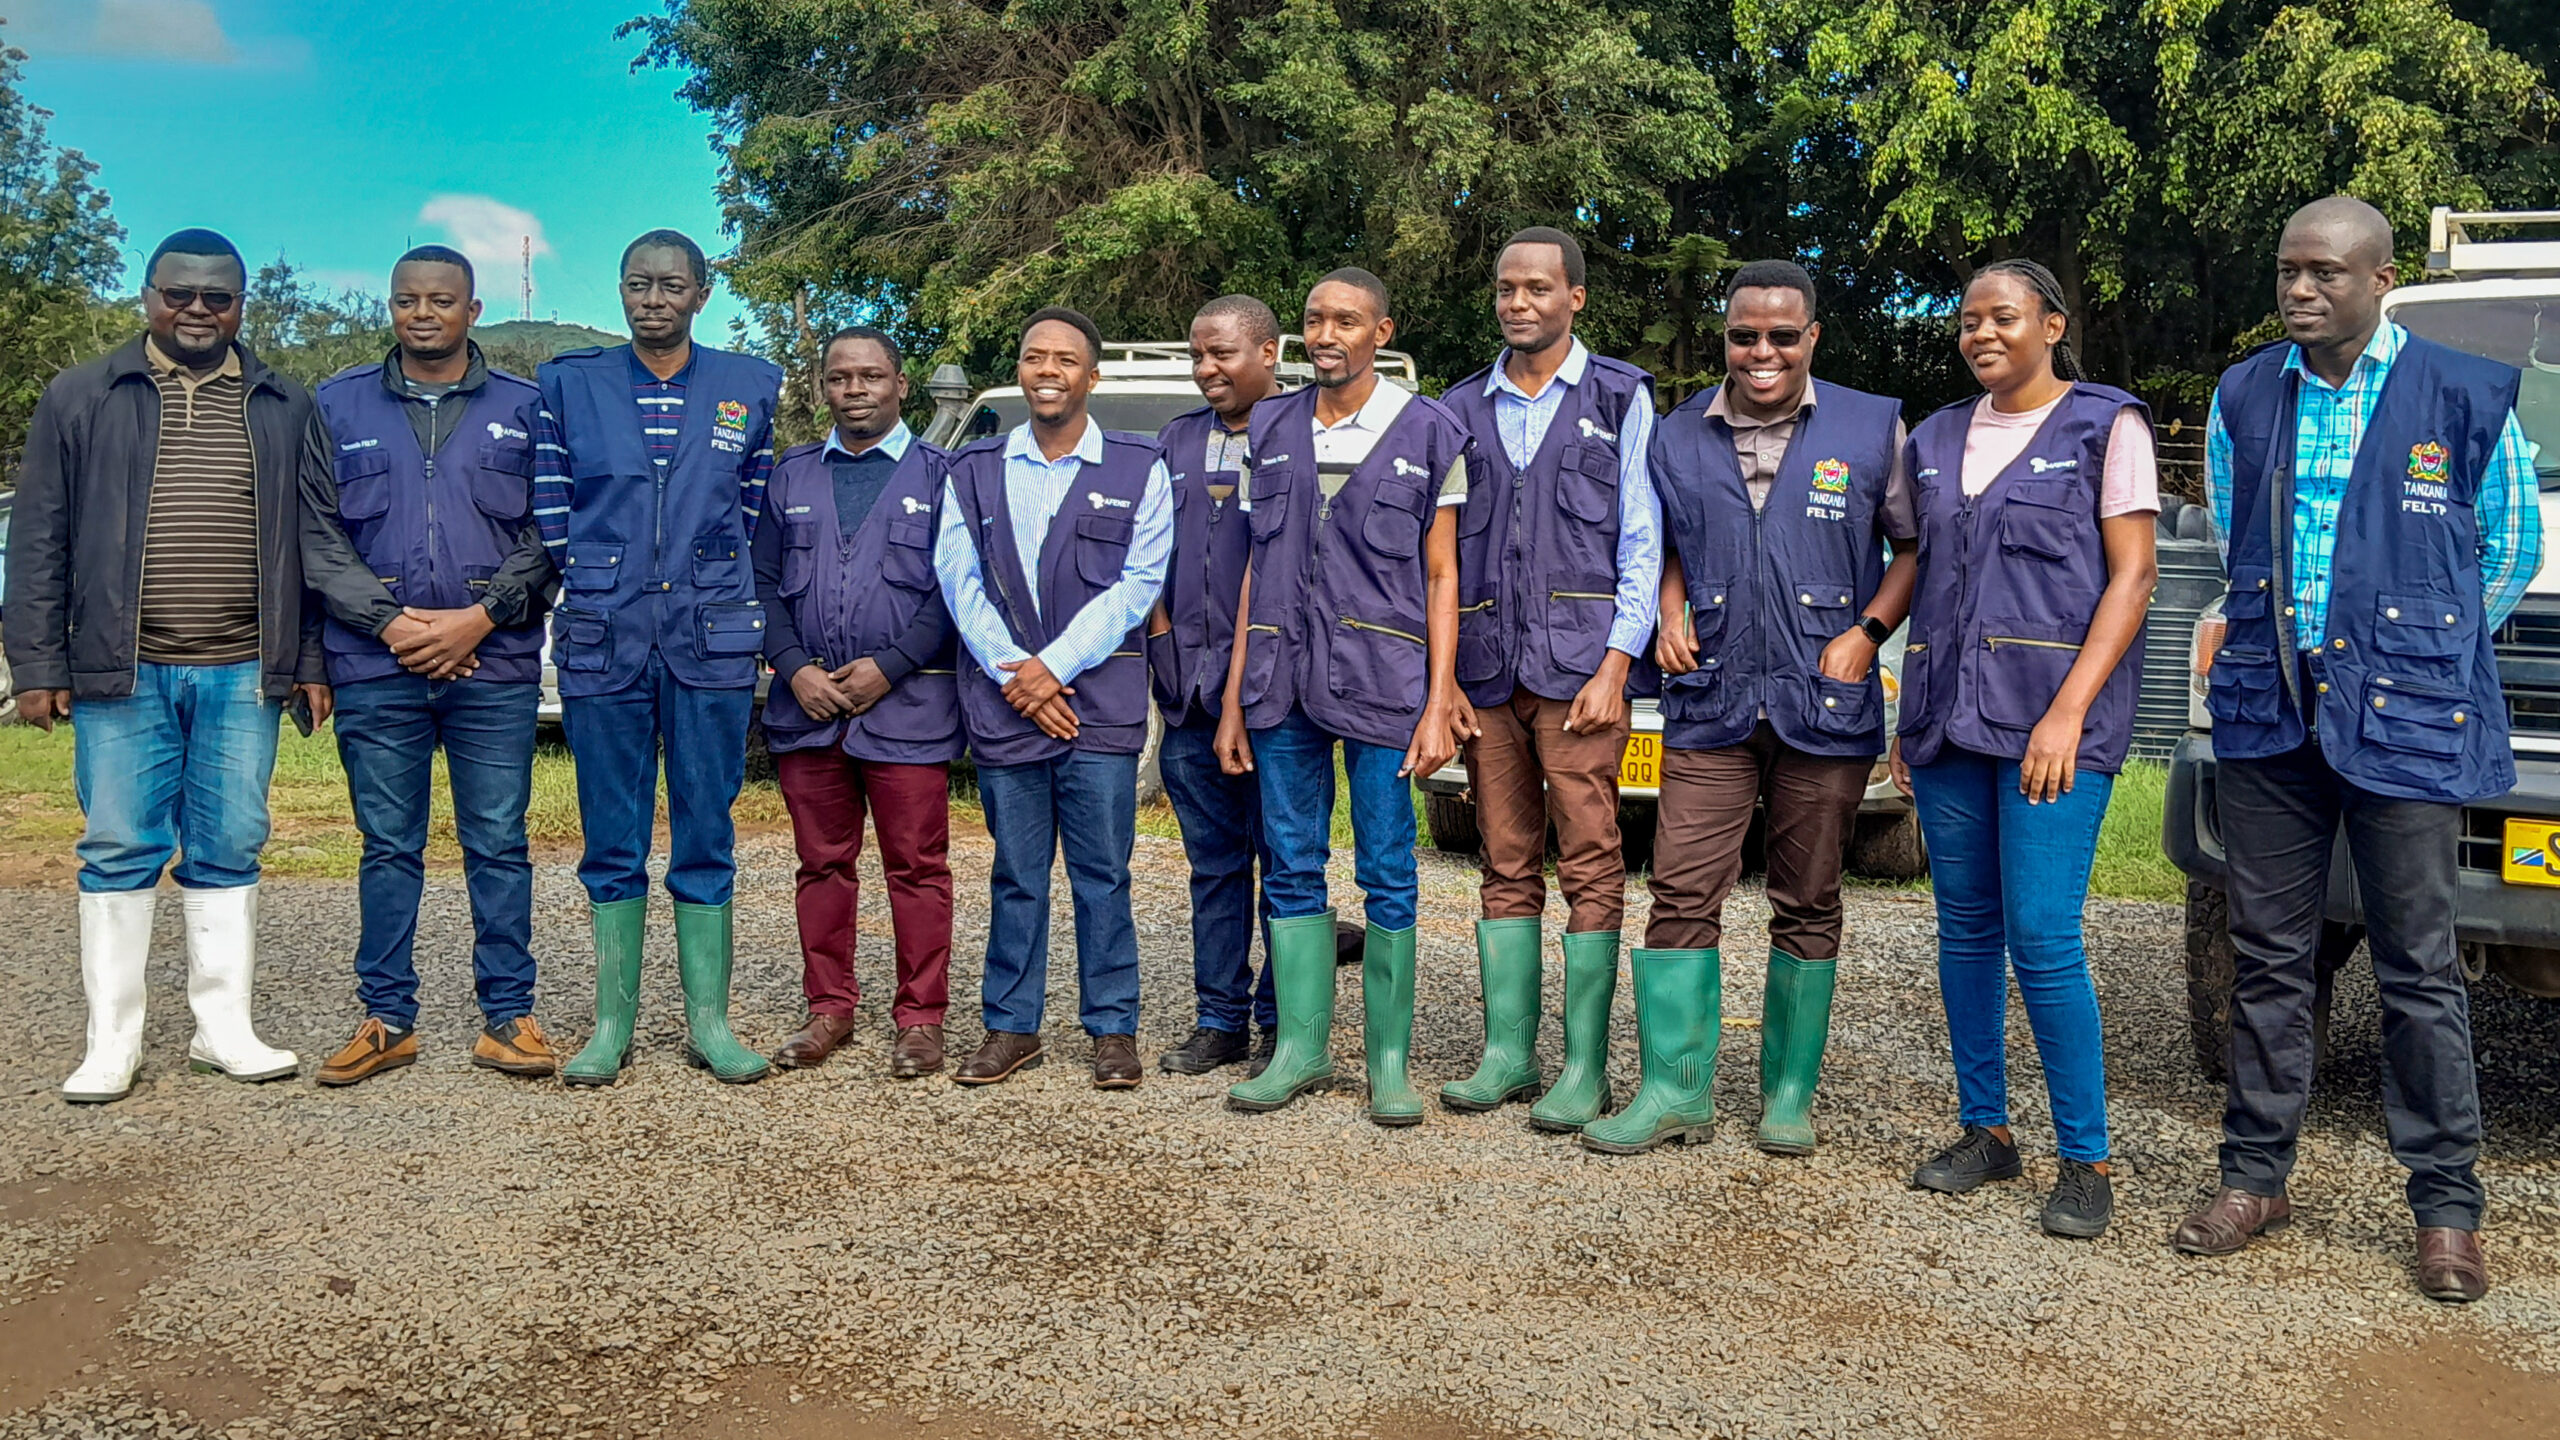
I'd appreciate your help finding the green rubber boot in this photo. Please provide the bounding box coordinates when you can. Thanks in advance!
[563,897,646,1087]
[1580,948,1722,1154]
[1527,929,1619,1133]
[673,901,769,1085]
[1362,922,1426,1127]
[1757,950,1838,1156]
[1227,911,1339,1111]
[1439,917,1544,1111]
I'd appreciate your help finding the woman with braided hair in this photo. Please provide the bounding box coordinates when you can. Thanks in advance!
[1888,258,2160,1238]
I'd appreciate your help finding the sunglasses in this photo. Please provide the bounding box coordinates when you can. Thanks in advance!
[1725,327,1807,349]
[152,286,239,314]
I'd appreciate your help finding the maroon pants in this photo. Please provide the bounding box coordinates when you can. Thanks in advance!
[774,749,953,1027]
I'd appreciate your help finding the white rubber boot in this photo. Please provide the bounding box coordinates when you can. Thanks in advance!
[181,885,298,1082]
[63,889,156,1104]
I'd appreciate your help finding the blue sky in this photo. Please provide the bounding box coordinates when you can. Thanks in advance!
[11,0,745,338]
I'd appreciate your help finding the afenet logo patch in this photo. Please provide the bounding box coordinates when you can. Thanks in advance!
[2027,456,2079,474]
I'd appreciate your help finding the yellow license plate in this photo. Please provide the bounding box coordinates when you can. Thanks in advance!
[1620,733,1661,788]
[2501,817,2560,886]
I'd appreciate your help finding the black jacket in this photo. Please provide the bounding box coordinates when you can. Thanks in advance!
[3,334,328,701]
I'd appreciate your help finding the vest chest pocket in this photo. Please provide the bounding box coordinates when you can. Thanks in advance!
[1790,580,1855,638]
[470,450,533,524]
[692,532,745,588]
[1807,675,1878,736]
[1073,512,1134,588]
[334,449,394,522]
[1556,441,1619,525]
[2370,592,2468,660]
[1683,580,1732,651]
[560,542,625,592]
[2360,675,2472,758]
[885,519,937,591]
[1999,484,2085,562]
[1248,472,1291,541]
[695,600,768,658]
[1457,485,1495,539]
[1362,480,1430,560]
[2221,570,2273,624]
[2204,645,2285,727]
[778,520,819,598]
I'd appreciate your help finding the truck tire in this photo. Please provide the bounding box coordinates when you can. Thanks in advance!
[2186,879,2238,1082]
[1135,708,1166,806]
[1619,801,1657,873]
[1425,793,1481,857]
[1849,811,1928,881]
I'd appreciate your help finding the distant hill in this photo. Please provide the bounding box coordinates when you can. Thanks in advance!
[478,320,623,353]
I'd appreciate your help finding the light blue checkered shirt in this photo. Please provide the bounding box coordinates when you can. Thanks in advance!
[931,417,1173,686]
[1482,338,1664,655]
[2208,322,2542,648]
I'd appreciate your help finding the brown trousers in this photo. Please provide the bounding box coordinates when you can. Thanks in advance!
[1645,722,1869,958]
[1463,686,1631,933]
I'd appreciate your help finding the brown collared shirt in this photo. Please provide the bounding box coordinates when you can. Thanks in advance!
[1706,384,1919,540]
[137,339,262,665]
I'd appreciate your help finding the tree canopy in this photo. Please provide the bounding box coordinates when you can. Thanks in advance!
[632,0,2553,418]
[0,29,124,472]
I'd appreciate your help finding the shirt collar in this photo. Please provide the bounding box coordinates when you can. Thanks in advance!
[144,336,242,382]
[1313,378,1412,434]
[628,345,693,388]
[1004,415,1103,466]
[827,421,912,463]
[2282,322,2403,388]
[1483,337,1590,400]
[1703,377,1816,426]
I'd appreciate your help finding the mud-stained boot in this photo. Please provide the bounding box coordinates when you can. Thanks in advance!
[1226,912,1338,1112]
[1362,922,1425,1127]
[1757,950,1837,1156]
[1527,929,1619,1133]
[674,901,769,1084]
[1439,917,1543,1112]
[563,897,645,1087]
[1580,948,1721,1155]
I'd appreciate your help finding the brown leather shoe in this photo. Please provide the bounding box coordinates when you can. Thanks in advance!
[954,1031,1044,1085]
[317,1017,417,1087]
[772,1012,859,1070]
[2415,1227,2489,1303]
[471,1016,557,1077]
[889,1024,945,1079]
[2170,1187,2293,1256]
[1092,1034,1142,1089]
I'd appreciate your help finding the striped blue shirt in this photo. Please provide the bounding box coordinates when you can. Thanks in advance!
[530,347,778,556]
[2207,322,2543,647]
[931,417,1174,686]
[1482,338,1664,656]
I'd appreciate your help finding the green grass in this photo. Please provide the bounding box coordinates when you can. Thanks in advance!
[2092,760,2183,902]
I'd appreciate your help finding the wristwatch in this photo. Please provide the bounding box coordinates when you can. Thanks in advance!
[1857,615,1893,645]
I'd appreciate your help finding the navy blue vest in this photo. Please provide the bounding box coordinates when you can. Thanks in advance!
[1898,384,2149,774]
[2207,334,2520,803]
[1445,353,1655,705]
[759,439,965,765]
[1236,385,1473,751]
[314,362,544,686]
[1652,380,1904,756]
[947,430,1162,765]
[1148,405,1254,729]
[538,344,783,697]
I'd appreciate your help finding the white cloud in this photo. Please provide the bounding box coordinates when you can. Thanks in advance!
[418,195,557,314]
[12,0,235,62]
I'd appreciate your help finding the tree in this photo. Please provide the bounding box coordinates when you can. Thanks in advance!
[1,25,127,475]
[238,254,390,386]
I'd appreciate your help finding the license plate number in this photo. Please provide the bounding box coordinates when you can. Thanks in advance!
[2501,817,2560,887]
[1620,733,1661,788]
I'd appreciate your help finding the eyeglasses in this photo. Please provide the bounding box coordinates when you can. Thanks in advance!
[151,286,239,314]
[1725,327,1806,350]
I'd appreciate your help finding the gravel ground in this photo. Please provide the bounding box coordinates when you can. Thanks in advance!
[0,824,2556,1440]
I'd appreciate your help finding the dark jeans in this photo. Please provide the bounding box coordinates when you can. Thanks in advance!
[2218,739,2483,1229]
[1646,723,1870,957]
[976,749,1141,1037]
[561,652,753,906]
[334,676,540,1028]
[1158,717,1276,1032]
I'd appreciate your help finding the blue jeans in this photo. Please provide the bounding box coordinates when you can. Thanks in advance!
[561,651,753,906]
[1908,746,2115,1163]
[1159,717,1276,1032]
[72,661,279,893]
[334,676,539,1029]
[1254,708,1416,932]
[976,749,1141,1037]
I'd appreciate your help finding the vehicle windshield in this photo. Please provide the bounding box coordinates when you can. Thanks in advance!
[960,392,1203,441]
[2389,294,2560,490]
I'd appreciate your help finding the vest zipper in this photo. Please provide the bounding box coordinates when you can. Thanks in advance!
[421,393,442,608]
[1341,616,1425,646]
[1459,598,1496,615]
[1983,635,2081,652]
[1548,589,1613,602]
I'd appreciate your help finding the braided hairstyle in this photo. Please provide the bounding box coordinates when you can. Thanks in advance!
[1964,259,2084,382]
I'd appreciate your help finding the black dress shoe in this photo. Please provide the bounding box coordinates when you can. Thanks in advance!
[1244,1028,1278,1079]
[1159,1025,1250,1075]
[1911,1126,2024,1194]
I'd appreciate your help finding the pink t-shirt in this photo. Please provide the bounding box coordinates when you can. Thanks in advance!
[1960,393,2160,517]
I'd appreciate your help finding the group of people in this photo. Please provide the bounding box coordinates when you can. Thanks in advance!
[3,195,2533,1302]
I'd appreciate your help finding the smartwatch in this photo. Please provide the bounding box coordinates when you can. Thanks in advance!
[1857,615,1893,646]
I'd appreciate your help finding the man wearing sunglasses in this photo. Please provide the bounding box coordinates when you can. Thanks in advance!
[7,228,332,1103]
[1582,260,1916,1157]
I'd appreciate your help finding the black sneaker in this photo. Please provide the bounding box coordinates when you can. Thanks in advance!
[2041,1159,2114,1239]
[1158,1025,1250,1075]
[1244,1028,1278,1079]
[1911,1126,2025,1194]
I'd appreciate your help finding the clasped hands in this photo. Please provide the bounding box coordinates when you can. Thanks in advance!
[380,605,494,680]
